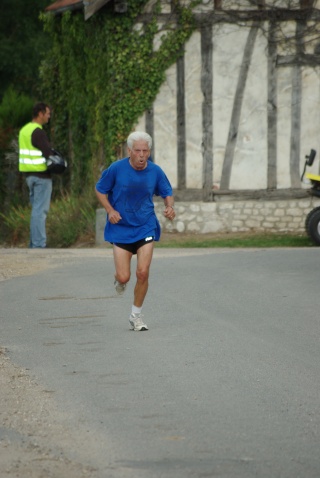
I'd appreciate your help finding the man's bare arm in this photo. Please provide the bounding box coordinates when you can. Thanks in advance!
[163,196,175,220]
[95,189,122,224]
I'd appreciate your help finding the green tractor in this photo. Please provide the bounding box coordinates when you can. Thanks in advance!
[301,149,320,245]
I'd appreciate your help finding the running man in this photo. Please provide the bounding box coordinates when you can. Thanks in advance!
[95,131,175,331]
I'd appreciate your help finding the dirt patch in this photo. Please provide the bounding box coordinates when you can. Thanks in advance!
[0,345,103,478]
[0,249,116,477]
[0,247,112,282]
[0,253,56,281]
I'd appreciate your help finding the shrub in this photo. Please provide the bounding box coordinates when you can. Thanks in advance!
[0,87,33,130]
[0,193,96,247]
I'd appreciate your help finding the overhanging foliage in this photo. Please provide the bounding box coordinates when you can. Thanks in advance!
[40,0,198,195]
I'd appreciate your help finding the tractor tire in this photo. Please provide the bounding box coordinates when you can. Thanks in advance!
[305,207,320,246]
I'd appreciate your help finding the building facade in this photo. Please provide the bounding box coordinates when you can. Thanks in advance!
[134,1,320,203]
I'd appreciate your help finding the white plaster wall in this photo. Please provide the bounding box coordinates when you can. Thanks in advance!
[213,24,249,188]
[300,67,320,178]
[135,67,177,185]
[276,66,320,190]
[136,3,320,193]
[229,28,268,190]
[153,64,178,185]
[276,20,297,56]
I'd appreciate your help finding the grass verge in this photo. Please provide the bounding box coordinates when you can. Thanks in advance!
[157,231,314,248]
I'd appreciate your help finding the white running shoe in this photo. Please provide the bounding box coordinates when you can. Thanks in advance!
[129,313,148,331]
[114,280,126,295]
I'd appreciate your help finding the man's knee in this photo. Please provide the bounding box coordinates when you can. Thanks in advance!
[116,272,130,284]
[136,268,149,283]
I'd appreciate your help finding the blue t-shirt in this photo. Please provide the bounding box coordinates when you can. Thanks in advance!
[95,157,173,243]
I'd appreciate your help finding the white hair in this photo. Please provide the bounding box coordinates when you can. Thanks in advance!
[127,131,152,150]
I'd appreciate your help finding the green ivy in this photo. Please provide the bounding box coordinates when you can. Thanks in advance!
[40,0,198,195]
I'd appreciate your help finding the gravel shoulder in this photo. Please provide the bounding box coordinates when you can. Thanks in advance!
[0,248,112,478]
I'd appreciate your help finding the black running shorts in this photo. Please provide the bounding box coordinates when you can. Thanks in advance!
[114,236,154,255]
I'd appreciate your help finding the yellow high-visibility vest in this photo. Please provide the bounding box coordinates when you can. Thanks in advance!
[19,122,47,172]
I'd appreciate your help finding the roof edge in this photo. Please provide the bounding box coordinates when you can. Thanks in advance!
[45,0,83,14]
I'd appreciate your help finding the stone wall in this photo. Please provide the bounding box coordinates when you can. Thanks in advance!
[95,196,320,244]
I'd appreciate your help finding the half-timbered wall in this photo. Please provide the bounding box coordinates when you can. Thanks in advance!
[135,0,320,200]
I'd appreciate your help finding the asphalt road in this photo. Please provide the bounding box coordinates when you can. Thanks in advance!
[1,247,320,477]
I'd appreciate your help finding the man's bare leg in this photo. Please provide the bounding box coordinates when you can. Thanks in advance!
[113,245,132,294]
[129,242,154,331]
[134,242,154,307]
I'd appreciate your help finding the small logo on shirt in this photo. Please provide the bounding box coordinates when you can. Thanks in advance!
[145,236,153,242]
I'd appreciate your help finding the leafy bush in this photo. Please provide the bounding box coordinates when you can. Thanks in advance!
[0,87,33,130]
[0,193,96,247]
[46,195,96,247]
[0,204,31,246]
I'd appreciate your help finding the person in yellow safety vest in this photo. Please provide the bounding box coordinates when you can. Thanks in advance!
[19,103,53,248]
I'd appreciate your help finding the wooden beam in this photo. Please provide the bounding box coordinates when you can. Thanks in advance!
[194,8,320,24]
[145,108,154,161]
[177,53,186,190]
[137,8,320,25]
[201,23,213,201]
[267,21,277,189]
[277,53,320,67]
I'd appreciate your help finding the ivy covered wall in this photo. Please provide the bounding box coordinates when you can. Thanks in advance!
[40,0,198,195]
